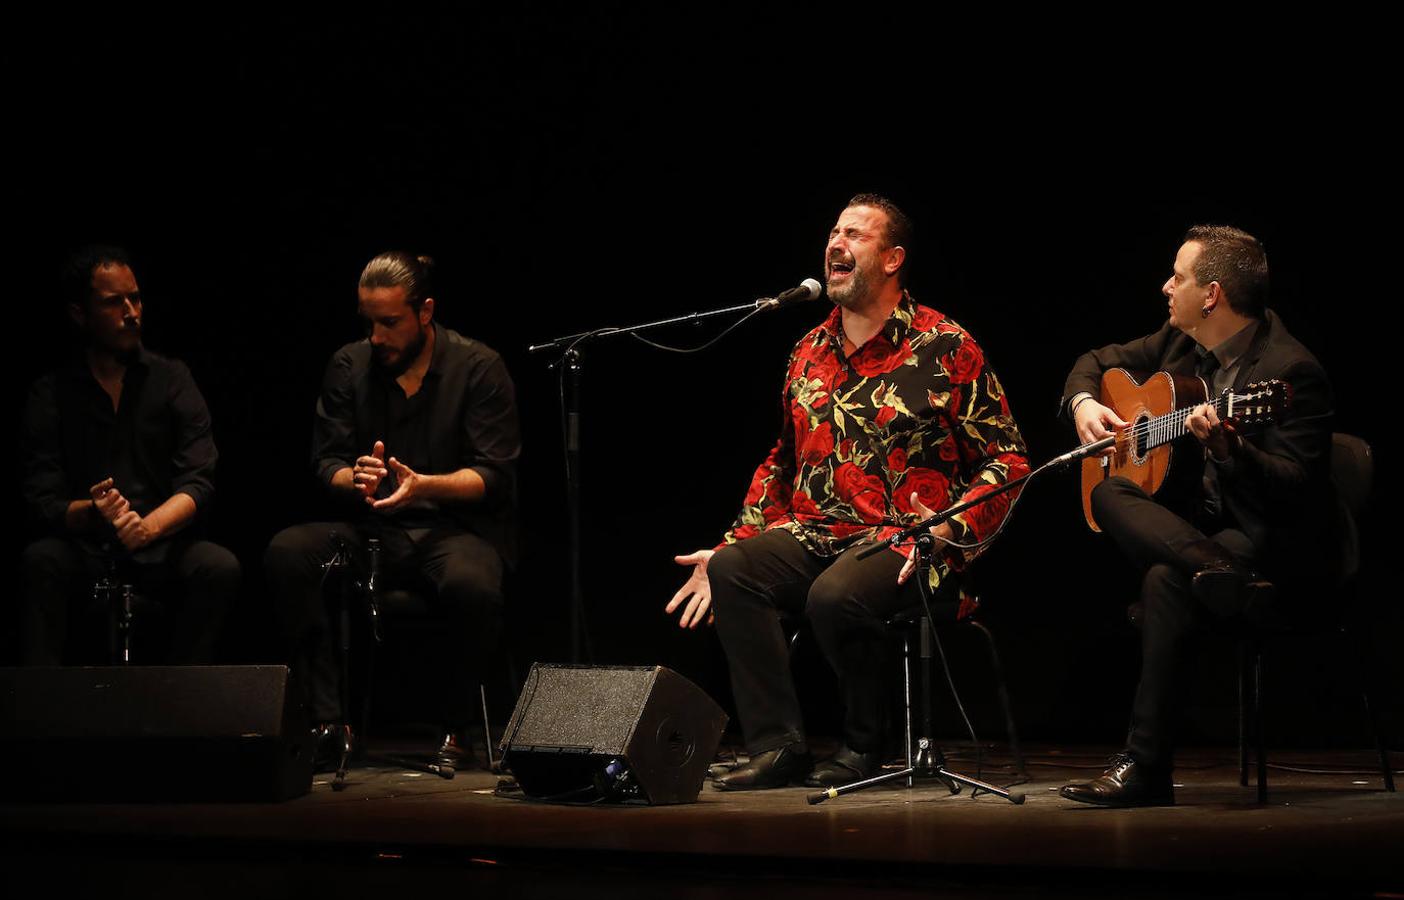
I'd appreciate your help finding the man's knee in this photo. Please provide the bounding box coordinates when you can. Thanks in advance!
[804,572,869,631]
[705,543,752,616]
[1090,475,1145,523]
[185,542,241,587]
[707,543,744,587]
[432,543,504,613]
[437,568,503,611]
[168,544,238,623]
[263,524,339,583]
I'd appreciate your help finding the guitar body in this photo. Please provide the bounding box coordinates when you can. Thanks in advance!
[1080,369,1207,532]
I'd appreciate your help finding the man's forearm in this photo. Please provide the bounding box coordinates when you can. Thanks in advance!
[143,493,198,541]
[329,466,357,493]
[413,468,486,503]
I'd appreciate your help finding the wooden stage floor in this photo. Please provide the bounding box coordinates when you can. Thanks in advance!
[2,744,1400,898]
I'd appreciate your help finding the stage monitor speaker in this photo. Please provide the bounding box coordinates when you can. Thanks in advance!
[0,665,313,802]
[500,664,727,805]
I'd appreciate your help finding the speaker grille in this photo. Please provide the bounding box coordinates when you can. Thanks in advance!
[507,665,657,754]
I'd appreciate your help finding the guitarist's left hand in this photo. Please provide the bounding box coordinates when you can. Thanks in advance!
[1186,404,1240,462]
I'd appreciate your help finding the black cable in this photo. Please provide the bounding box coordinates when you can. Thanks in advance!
[626,306,766,354]
[914,543,983,780]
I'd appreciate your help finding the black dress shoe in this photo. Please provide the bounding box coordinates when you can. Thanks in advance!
[1193,562,1275,618]
[713,746,813,791]
[1060,753,1174,807]
[803,746,884,787]
[312,723,352,774]
[436,730,474,771]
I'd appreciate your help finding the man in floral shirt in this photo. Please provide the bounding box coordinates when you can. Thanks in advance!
[667,195,1029,790]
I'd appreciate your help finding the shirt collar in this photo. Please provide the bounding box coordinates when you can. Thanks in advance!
[1206,320,1259,372]
[65,345,151,381]
[425,321,446,379]
[819,291,915,351]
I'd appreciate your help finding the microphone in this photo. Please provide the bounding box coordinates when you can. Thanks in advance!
[757,278,823,310]
[1047,435,1116,468]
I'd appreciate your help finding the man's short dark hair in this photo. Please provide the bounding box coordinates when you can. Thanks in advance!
[1183,225,1269,317]
[359,251,436,311]
[847,193,913,285]
[61,244,132,309]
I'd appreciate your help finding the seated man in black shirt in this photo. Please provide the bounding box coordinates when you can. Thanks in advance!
[20,245,239,665]
[264,252,520,769]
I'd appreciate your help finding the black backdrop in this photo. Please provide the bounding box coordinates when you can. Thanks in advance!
[10,14,1398,748]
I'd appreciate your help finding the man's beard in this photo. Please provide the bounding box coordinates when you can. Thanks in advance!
[94,321,142,363]
[375,326,428,375]
[826,264,872,309]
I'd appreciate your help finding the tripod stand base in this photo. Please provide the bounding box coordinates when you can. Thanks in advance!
[807,738,1025,806]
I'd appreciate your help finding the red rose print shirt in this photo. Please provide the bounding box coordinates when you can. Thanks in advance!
[721,294,1030,590]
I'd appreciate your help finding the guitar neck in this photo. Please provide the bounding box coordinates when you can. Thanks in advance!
[1135,395,1229,453]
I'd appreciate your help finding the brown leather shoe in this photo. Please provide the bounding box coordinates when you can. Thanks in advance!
[713,746,813,791]
[1060,753,1174,807]
[803,746,884,787]
[436,730,474,771]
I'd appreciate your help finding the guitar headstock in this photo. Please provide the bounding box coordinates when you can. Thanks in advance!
[1221,379,1292,428]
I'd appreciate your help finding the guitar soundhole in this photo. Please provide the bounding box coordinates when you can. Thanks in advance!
[1132,413,1150,462]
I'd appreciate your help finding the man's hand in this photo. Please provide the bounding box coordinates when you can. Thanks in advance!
[1185,403,1239,461]
[89,477,130,525]
[353,440,389,502]
[667,549,715,629]
[111,509,158,551]
[370,457,423,510]
[897,492,956,585]
[1073,397,1127,457]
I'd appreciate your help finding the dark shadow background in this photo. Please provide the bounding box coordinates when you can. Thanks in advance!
[9,13,1398,750]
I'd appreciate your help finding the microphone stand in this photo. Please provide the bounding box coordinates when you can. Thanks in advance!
[816,443,1109,804]
[810,532,1026,806]
[529,296,792,664]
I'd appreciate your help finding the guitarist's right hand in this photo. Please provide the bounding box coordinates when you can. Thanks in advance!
[1073,397,1127,456]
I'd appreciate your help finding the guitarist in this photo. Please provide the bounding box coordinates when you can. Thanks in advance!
[1057,225,1349,807]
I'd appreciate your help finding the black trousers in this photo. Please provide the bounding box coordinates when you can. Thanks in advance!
[709,529,925,755]
[20,536,238,666]
[264,521,504,727]
[1090,476,1317,770]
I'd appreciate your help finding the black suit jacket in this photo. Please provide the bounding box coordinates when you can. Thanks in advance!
[1061,311,1352,583]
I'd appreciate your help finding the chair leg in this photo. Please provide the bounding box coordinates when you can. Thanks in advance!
[902,630,914,787]
[968,619,1027,778]
[1254,645,1267,803]
[479,682,496,771]
[1344,627,1398,793]
[1238,641,1249,787]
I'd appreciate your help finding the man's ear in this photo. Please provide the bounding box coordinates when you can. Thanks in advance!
[885,246,906,277]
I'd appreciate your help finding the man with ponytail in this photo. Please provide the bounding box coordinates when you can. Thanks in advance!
[265,251,521,771]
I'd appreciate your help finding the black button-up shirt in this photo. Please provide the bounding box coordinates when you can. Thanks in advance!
[312,322,521,564]
[22,347,218,561]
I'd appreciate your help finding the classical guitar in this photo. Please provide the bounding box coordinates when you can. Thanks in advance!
[1080,369,1291,532]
